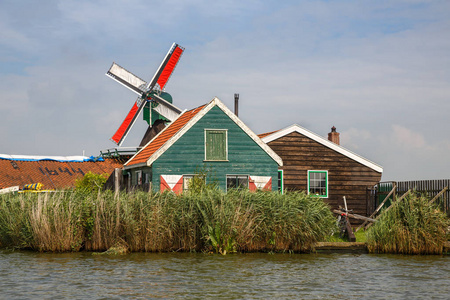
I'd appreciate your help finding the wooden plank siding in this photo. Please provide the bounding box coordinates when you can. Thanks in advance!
[151,106,279,191]
[266,131,382,217]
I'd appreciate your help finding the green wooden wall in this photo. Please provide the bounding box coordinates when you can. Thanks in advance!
[151,105,279,191]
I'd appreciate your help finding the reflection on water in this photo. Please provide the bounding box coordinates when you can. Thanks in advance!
[1,250,449,299]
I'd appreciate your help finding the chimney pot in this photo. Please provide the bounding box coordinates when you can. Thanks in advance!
[328,126,340,145]
[234,93,239,117]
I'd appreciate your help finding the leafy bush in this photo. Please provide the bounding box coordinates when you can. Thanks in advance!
[75,172,108,192]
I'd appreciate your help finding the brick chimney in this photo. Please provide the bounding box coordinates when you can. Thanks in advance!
[328,126,340,145]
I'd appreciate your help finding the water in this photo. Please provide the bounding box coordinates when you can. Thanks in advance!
[0,250,448,299]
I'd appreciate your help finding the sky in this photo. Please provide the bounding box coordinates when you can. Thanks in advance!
[1,0,449,181]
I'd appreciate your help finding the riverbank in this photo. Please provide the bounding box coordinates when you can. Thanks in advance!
[313,241,450,255]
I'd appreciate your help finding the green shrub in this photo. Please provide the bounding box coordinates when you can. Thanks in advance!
[75,172,108,193]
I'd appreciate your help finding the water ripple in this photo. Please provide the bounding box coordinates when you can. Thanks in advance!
[0,251,448,299]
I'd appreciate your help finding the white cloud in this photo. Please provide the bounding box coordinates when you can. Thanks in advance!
[390,124,426,149]
[0,0,449,180]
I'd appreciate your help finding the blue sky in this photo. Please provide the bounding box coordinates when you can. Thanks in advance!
[1,0,449,181]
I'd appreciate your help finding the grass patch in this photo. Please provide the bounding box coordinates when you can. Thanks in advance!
[325,228,367,243]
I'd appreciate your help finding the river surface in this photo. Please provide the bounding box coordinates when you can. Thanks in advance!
[0,250,448,299]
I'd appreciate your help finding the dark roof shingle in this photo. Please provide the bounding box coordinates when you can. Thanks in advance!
[0,158,123,190]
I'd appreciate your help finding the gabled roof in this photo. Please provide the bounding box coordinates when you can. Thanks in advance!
[124,97,283,169]
[260,124,382,173]
[0,156,123,189]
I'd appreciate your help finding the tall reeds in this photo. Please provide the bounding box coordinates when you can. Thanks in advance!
[0,192,84,251]
[0,188,336,253]
[367,192,449,254]
[0,193,33,249]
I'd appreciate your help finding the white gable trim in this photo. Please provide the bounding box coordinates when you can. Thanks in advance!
[261,124,382,173]
[123,109,187,169]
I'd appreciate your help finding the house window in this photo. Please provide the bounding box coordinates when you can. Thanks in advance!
[135,170,142,185]
[183,174,206,191]
[227,175,248,190]
[144,172,150,184]
[308,170,328,198]
[278,170,284,194]
[183,175,194,191]
[205,129,227,161]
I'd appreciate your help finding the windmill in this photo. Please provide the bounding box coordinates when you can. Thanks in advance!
[106,43,185,146]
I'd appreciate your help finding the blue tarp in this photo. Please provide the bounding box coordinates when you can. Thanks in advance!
[0,154,104,162]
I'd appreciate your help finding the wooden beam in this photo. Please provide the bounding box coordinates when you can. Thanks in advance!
[365,189,411,230]
[333,210,377,223]
[355,185,396,233]
[429,186,448,205]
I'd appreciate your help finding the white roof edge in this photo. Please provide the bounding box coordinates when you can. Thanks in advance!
[123,109,188,168]
[123,162,147,170]
[261,124,382,173]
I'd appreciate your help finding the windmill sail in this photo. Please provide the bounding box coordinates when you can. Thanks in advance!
[151,94,182,122]
[108,43,185,146]
[147,43,184,91]
[106,63,147,96]
[111,99,146,146]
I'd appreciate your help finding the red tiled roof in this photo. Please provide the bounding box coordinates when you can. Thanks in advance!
[258,130,279,139]
[0,158,123,190]
[125,104,206,167]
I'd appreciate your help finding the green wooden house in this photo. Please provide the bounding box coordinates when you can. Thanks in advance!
[123,97,283,193]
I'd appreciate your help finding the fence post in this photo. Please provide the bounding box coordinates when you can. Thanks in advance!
[114,168,120,200]
[355,185,397,233]
[393,181,397,199]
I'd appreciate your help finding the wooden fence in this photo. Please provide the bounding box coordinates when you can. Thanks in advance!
[367,179,450,215]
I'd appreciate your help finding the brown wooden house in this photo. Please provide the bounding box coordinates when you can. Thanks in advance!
[260,124,383,217]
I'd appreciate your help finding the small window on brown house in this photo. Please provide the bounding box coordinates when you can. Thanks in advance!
[307,170,328,198]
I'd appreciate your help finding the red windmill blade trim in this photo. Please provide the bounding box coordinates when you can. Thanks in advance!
[156,45,184,91]
[111,101,141,146]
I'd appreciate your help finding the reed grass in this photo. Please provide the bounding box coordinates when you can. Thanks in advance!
[0,188,336,253]
[367,192,449,254]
